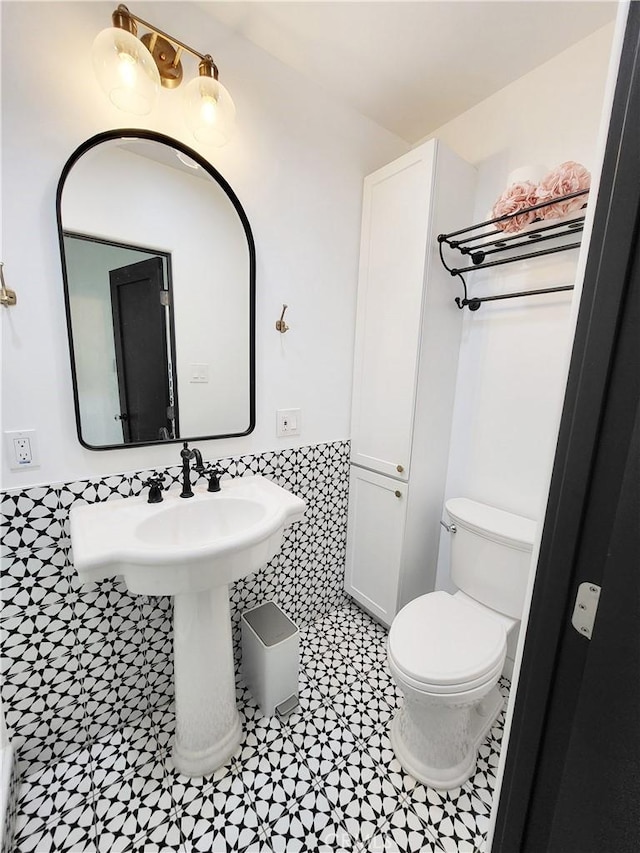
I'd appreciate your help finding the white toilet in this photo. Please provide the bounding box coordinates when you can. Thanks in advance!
[387,497,536,790]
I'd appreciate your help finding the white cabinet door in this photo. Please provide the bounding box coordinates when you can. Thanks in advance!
[344,466,408,626]
[350,142,436,482]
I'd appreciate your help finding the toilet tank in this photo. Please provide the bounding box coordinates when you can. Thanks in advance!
[445,498,537,620]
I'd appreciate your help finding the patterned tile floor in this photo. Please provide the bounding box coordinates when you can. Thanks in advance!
[10,603,508,853]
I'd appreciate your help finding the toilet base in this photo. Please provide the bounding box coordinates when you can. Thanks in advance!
[390,685,503,790]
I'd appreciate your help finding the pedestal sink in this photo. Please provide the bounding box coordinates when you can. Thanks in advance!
[70,475,305,776]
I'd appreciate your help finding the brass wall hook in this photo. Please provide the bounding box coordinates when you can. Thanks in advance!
[0,263,17,307]
[276,304,289,333]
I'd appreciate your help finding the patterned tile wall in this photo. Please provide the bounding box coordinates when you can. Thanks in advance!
[0,745,20,853]
[0,441,350,777]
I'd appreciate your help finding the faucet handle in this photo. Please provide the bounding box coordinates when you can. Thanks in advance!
[143,474,166,504]
[203,467,225,493]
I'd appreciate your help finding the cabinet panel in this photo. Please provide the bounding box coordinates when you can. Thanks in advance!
[345,139,476,623]
[344,467,408,626]
[350,144,436,481]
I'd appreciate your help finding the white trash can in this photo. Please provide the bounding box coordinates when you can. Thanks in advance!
[241,601,299,718]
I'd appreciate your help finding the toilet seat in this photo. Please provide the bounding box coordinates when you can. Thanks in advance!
[388,591,506,694]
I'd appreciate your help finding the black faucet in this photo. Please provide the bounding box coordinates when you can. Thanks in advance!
[180,441,205,498]
[143,474,165,503]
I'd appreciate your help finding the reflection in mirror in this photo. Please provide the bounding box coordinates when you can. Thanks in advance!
[63,234,178,445]
[57,130,255,449]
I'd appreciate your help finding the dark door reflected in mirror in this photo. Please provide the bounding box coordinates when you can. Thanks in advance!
[57,130,255,449]
[109,254,174,443]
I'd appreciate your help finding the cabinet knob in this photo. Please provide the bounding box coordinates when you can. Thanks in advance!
[396,464,404,473]
[394,490,402,498]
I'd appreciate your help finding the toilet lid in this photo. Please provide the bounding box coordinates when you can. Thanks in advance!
[388,591,506,689]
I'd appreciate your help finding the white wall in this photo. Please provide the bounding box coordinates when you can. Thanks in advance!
[0,1,407,489]
[428,23,616,591]
[1,3,615,545]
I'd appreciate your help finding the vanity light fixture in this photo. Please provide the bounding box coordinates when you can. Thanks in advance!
[92,4,235,146]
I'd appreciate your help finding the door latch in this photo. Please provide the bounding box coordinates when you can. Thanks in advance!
[571,582,601,640]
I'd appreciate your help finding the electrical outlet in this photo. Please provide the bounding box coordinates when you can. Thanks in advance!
[276,409,301,437]
[14,438,32,464]
[4,430,40,470]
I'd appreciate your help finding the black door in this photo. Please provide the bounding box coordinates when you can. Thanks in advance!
[110,257,172,443]
[546,403,639,851]
[493,7,640,852]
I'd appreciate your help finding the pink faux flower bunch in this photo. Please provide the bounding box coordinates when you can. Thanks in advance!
[535,161,591,219]
[492,161,590,233]
[491,181,539,234]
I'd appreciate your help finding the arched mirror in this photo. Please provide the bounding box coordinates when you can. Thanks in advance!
[56,129,255,449]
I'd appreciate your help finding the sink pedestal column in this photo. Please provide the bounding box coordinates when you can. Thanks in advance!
[172,585,242,776]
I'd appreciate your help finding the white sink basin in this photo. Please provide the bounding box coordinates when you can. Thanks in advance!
[70,474,305,595]
[136,498,266,548]
[69,474,305,777]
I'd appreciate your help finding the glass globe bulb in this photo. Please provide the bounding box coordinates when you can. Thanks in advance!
[182,75,236,146]
[92,27,160,116]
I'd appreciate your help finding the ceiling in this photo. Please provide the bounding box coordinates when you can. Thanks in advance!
[202,1,618,143]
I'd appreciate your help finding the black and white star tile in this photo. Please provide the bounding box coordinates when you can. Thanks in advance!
[9,603,509,853]
[1,442,351,768]
[1,486,62,556]
[1,548,69,618]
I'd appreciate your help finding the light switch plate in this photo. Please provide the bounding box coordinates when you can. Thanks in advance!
[276,409,301,437]
[189,363,210,383]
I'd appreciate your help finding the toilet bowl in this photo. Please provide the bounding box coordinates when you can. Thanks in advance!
[388,590,510,789]
[387,498,535,790]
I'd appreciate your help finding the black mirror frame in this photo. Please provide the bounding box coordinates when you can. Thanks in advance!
[56,128,256,450]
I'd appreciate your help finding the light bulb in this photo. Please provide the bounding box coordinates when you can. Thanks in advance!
[183,75,235,146]
[92,27,160,115]
[117,50,138,89]
[200,94,218,125]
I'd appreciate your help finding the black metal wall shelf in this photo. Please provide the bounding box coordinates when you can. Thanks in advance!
[438,188,589,310]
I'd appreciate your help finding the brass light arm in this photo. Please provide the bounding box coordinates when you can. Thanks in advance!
[114,3,211,65]
[114,5,220,82]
